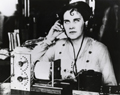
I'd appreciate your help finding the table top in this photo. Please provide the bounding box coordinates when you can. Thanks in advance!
[1,88,55,95]
[0,83,119,95]
[0,83,66,95]
[0,83,98,95]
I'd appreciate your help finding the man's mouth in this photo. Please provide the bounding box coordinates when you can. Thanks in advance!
[69,31,76,34]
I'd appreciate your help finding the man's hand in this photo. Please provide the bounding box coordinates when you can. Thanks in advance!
[47,20,64,41]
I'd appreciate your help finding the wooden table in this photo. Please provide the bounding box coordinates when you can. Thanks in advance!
[0,83,70,95]
[1,83,120,95]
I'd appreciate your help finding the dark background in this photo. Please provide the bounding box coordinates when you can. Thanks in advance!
[2,0,120,45]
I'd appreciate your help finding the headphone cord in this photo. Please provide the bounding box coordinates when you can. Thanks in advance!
[65,32,84,76]
[73,35,84,76]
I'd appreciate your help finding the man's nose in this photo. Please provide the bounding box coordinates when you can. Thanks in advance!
[69,23,75,29]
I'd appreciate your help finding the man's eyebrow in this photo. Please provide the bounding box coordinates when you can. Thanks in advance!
[63,19,69,21]
[63,18,81,21]
[74,18,81,20]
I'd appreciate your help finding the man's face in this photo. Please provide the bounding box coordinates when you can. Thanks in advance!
[63,10,84,40]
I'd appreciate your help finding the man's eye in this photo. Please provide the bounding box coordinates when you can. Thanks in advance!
[74,19,80,23]
[64,20,70,24]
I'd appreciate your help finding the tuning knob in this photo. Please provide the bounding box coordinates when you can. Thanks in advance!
[18,61,26,67]
[17,76,27,82]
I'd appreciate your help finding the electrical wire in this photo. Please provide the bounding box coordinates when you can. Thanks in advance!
[0,54,14,86]
[73,35,84,76]
[65,33,84,76]
[0,74,14,86]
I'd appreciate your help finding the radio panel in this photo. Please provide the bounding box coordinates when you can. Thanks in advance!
[11,52,34,91]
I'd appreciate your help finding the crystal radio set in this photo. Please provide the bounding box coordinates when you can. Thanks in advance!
[10,47,71,95]
[10,49,34,91]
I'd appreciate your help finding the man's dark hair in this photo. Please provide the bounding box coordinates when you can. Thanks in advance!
[58,1,92,24]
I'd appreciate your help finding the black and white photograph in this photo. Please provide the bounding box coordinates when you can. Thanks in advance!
[0,0,120,95]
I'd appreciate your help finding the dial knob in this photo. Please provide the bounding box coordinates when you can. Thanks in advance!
[19,61,26,67]
[17,56,29,71]
[17,76,28,82]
